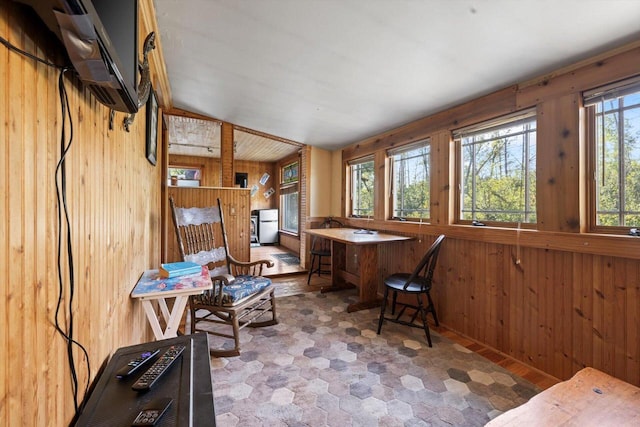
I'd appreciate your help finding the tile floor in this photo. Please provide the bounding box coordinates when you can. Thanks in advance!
[208,290,540,426]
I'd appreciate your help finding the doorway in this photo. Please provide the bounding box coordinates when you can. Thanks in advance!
[251,244,305,276]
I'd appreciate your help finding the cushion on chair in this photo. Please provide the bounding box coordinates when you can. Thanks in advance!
[217,275,272,306]
[384,273,431,293]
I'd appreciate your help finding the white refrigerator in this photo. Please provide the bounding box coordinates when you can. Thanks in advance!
[257,209,279,244]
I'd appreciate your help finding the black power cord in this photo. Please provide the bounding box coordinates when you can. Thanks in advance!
[1,34,90,417]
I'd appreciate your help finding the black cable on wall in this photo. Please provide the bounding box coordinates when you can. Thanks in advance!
[1,34,91,418]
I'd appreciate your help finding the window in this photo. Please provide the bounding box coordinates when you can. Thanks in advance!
[388,139,430,220]
[349,157,374,217]
[168,166,201,187]
[282,162,299,184]
[280,161,299,233]
[585,77,640,229]
[455,110,537,224]
[280,188,299,233]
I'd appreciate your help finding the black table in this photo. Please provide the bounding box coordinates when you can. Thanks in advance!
[75,333,215,426]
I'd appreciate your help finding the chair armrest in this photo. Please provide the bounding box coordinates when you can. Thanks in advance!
[196,273,232,306]
[227,254,274,276]
[228,254,274,268]
[212,273,235,284]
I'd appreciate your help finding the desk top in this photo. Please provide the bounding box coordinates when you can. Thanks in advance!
[131,266,212,299]
[305,228,413,245]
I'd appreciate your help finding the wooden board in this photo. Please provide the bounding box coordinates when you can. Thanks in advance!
[486,367,640,426]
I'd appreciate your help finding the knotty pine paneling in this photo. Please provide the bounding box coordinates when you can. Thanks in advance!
[516,44,640,109]
[166,187,251,264]
[375,231,640,387]
[1,2,165,426]
[537,95,581,232]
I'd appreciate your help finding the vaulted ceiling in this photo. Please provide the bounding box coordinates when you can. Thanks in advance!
[165,114,302,161]
[154,0,640,151]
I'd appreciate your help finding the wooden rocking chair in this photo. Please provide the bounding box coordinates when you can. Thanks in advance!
[169,197,278,356]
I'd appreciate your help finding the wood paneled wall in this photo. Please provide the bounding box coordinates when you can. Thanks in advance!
[338,42,640,386]
[373,233,640,387]
[168,154,222,187]
[165,156,276,210]
[165,187,251,264]
[234,159,276,211]
[1,2,167,425]
[279,233,299,255]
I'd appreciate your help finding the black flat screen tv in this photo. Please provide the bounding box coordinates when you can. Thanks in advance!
[16,0,139,113]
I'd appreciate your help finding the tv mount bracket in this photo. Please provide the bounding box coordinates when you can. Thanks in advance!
[109,31,156,131]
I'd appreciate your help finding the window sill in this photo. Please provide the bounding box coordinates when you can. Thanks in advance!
[279,230,299,238]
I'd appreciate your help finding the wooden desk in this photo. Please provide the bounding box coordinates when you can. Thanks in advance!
[131,267,212,340]
[486,367,640,426]
[305,228,412,312]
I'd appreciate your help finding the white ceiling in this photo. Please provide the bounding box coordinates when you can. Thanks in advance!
[154,0,640,150]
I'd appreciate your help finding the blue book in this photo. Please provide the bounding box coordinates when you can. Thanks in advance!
[159,261,202,278]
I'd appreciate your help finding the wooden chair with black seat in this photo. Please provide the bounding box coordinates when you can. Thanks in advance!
[169,196,278,357]
[377,234,445,347]
[306,217,343,285]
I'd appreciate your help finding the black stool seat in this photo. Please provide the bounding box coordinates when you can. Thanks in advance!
[307,217,343,284]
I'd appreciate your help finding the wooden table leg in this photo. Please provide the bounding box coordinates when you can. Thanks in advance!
[347,244,382,312]
[321,240,354,293]
[164,296,189,338]
[141,299,166,340]
[141,296,189,340]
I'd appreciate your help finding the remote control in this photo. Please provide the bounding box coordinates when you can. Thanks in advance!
[131,397,173,426]
[115,349,160,378]
[131,344,186,391]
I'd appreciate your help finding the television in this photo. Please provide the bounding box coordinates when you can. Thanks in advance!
[16,0,139,113]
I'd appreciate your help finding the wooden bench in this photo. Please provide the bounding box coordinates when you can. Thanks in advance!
[486,367,640,426]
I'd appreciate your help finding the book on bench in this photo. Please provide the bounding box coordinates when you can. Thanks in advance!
[159,261,202,278]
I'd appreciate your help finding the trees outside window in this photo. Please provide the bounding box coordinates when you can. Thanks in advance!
[456,110,537,224]
[281,190,298,233]
[389,139,430,220]
[349,157,374,217]
[585,79,640,229]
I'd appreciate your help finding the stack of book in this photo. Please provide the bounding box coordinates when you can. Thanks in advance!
[159,261,202,278]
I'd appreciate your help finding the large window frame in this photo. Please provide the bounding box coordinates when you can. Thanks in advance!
[584,77,640,233]
[388,138,431,222]
[280,161,299,234]
[454,109,537,227]
[348,156,375,218]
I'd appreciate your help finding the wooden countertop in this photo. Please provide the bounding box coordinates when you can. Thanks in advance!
[304,228,412,245]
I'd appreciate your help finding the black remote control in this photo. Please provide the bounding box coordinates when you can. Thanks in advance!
[131,344,186,391]
[115,349,160,378]
[131,397,173,426]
